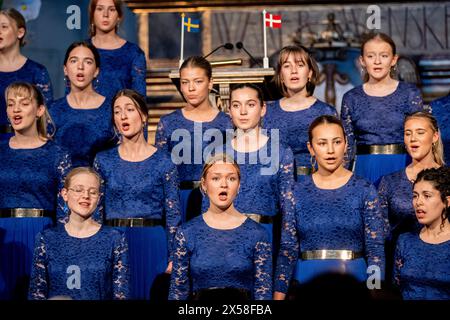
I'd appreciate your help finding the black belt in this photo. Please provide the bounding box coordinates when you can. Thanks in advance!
[105,218,164,227]
[245,213,274,224]
[192,287,251,301]
[179,180,201,190]
[0,124,13,134]
[356,144,405,155]
[0,208,54,218]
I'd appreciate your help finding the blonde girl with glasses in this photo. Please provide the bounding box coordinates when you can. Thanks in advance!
[28,167,130,300]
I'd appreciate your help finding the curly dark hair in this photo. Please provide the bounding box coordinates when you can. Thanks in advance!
[414,167,450,229]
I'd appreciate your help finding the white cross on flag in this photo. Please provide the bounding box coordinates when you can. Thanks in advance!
[265,12,282,28]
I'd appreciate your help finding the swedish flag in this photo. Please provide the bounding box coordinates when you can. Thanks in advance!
[183,17,200,33]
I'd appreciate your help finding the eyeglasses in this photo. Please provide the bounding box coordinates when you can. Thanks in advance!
[68,187,100,198]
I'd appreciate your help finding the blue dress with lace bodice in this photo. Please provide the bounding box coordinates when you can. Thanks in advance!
[394,232,450,300]
[155,109,233,181]
[88,40,146,99]
[340,82,424,183]
[275,174,387,293]
[263,99,337,170]
[0,140,71,300]
[93,147,181,299]
[48,96,116,167]
[28,225,129,300]
[155,109,232,221]
[169,215,272,300]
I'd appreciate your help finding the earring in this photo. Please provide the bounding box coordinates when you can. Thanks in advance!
[432,142,436,151]
[63,202,69,215]
[310,155,317,172]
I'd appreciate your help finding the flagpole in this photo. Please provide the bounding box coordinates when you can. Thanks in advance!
[179,13,185,68]
[262,10,269,68]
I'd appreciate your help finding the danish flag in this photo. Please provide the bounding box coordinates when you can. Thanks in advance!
[265,12,282,28]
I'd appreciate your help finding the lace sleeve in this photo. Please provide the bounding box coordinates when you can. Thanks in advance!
[112,233,130,300]
[34,65,54,106]
[155,118,169,152]
[169,228,190,300]
[277,147,296,221]
[392,236,405,288]
[164,162,182,260]
[28,233,49,300]
[92,156,105,224]
[56,149,72,224]
[377,176,392,239]
[253,237,273,300]
[274,187,299,294]
[340,94,355,169]
[131,48,147,98]
[363,184,387,280]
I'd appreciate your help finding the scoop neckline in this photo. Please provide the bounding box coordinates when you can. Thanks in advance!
[91,39,128,51]
[278,97,318,113]
[180,108,221,124]
[0,58,28,73]
[7,138,49,151]
[310,173,354,191]
[201,214,248,231]
[116,145,159,163]
[64,224,103,240]
[65,95,106,111]
[361,81,400,98]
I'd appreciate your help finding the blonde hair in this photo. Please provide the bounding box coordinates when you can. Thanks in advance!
[5,82,54,139]
[201,153,241,183]
[63,167,102,189]
[405,111,445,166]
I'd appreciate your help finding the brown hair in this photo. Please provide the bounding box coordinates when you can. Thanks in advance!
[5,82,54,139]
[308,115,346,144]
[274,45,319,97]
[112,89,148,127]
[180,56,212,80]
[230,83,264,106]
[88,0,124,37]
[63,167,102,189]
[360,32,397,83]
[0,8,27,46]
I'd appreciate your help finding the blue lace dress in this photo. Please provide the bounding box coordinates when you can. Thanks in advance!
[48,96,116,167]
[263,99,337,178]
[430,95,450,164]
[169,215,272,300]
[155,109,232,221]
[0,59,53,140]
[28,225,129,300]
[87,40,146,99]
[275,174,387,293]
[378,170,420,285]
[0,140,71,300]
[341,82,424,185]
[394,232,450,300]
[93,147,181,300]
[201,138,295,245]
